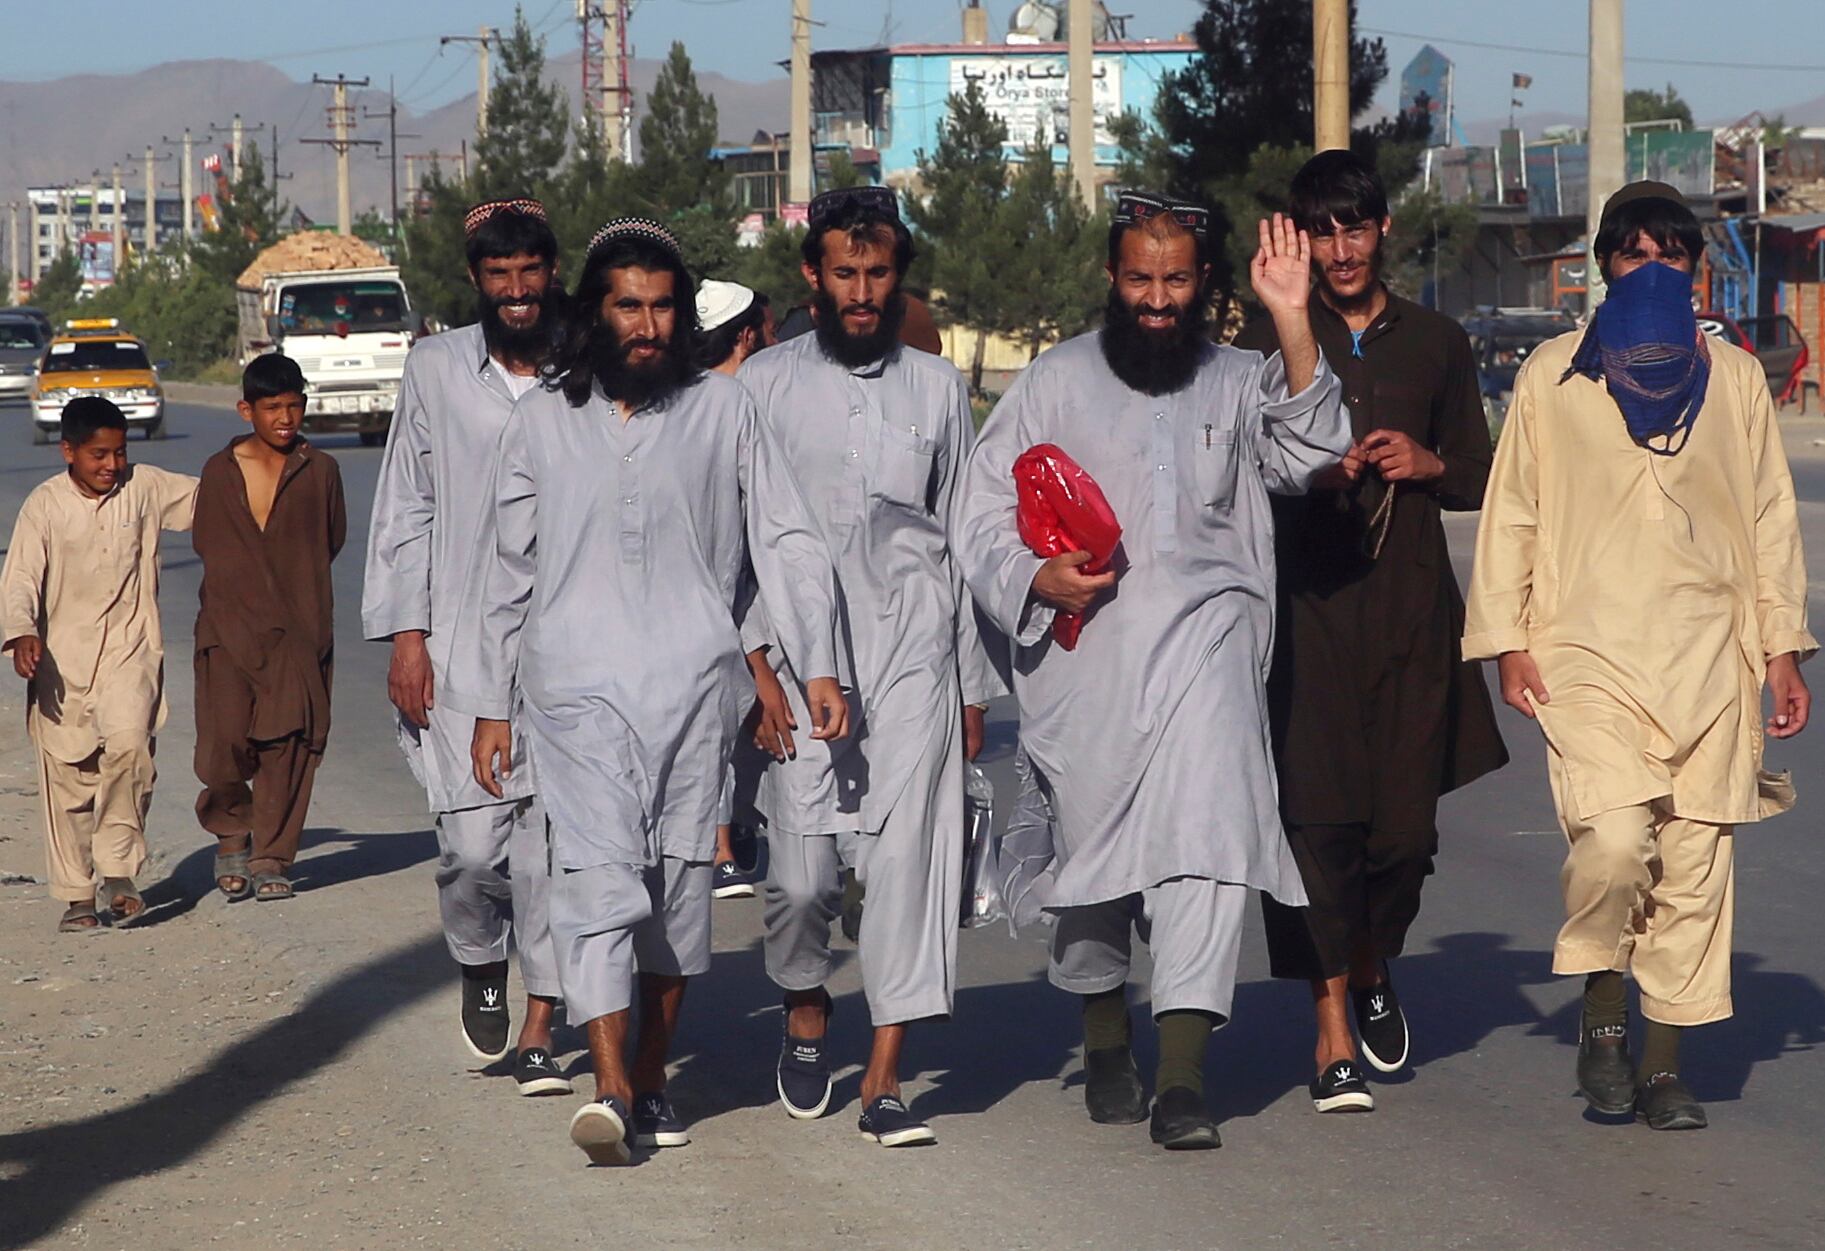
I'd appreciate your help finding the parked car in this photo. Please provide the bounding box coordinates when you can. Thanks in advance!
[0,312,46,405]
[1461,307,1578,428]
[1698,312,1811,409]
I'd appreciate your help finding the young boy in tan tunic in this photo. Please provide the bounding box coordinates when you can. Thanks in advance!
[2,397,197,931]
[193,354,346,902]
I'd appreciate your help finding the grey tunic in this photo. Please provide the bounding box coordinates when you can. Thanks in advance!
[361,324,532,812]
[736,335,1002,836]
[953,332,1349,908]
[441,371,842,870]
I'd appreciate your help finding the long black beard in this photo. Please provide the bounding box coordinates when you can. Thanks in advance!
[478,289,553,365]
[1098,288,1210,396]
[588,321,695,410]
[812,287,908,369]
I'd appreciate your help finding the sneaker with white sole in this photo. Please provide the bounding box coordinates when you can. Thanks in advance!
[569,1096,632,1165]
[633,1091,691,1147]
[1310,1059,1375,1113]
[1351,977,1409,1073]
[460,971,511,1063]
[858,1095,936,1147]
[711,859,756,899]
[514,1047,573,1097]
[777,994,833,1119]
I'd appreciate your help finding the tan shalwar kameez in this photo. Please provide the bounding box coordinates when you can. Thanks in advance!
[1464,331,1815,1025]
[1,466,198,902]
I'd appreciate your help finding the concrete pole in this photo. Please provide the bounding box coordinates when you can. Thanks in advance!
[333,79,352,235]
[962,1,988,44]
[231,113,244,180]
[477,25,494,138]
[404,154,417,205]
[1068,0,1097,206]
[110,164,124,274]
[603,2,621,162]
[7,202,19,301]
[87,180,100,231]
[144,145,157,254]
[27,197,40,283]
[1586,0,1625,313]
[1313,0,1351,152]
[181,128,195,239]
[789,0,813,206]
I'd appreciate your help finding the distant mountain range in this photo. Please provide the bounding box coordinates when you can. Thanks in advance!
[5,52,1821,229]
[0,51,789,226]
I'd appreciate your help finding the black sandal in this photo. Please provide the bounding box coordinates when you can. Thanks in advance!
[216,848,253,901]
[58,902,101,933]
[101,877,148,928]
[252,871,294,902]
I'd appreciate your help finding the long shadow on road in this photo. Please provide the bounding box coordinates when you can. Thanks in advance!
[135,826,437,927]
[0,933,447,1251]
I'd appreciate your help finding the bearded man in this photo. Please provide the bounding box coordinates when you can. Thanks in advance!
[953,193,1350,1150]
[737,186,1001,1149]
[445,218,848,1164]
[1234,150,1508,1114]
[364,198,575,1095]
[1465,182,1812,1130]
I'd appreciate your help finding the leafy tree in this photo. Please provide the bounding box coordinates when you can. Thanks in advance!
[633,43,730,216]
[905,82,1011,390]
[1624,83,1694,130]
[996,139,1106,359]
[1114,0,1432,313]
[823,150,867,191]
[188,147,287,286]
[732,221,812,312]
[472,7,570,202]
[399,164,475,329]
[669,203,739,280]
[34,248,83,318]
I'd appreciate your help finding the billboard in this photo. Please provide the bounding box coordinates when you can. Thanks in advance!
[78,231,116,286]
[950,55,1125,150]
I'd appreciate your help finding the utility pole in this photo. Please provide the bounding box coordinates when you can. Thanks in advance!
[306,74,379,235]
[1313,0,1351,152]
[231,114,245,179]
[442,27,497,138]
[1586,0,1625,313]
[7,202,19,302]
[789,0,813,206]
[110,163,124,275]
[1067,0,1096,207]
[27,197,40,284]
[182,129,194,237]
[365,78,419,233]
[143,145,158,255]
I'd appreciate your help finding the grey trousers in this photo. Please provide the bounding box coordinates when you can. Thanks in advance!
[1048,877,1249,1022]
[433,798,560,999]
[549,857,713,1026]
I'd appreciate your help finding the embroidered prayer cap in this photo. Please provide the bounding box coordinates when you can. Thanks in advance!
[463,197,549,238]
[806,185,900,231]
[697,280,758,333]
[1113,191,1210,240]
[585,216,685,266]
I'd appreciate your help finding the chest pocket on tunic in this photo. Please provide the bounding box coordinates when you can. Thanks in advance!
[1192,427,1239,513]
[874,423,938,510]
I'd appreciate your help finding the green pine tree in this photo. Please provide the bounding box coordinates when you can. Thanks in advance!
[632,43,730,216]
[471,7,569,202]
[34,248,84,319]
[400,163,476,328]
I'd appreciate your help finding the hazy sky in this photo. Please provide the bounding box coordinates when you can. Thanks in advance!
[14,1,1825,128]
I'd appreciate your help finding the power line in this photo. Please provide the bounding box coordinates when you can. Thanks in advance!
[1360,25,1825,73]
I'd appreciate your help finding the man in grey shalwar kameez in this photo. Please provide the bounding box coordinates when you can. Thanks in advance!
[447,219,847,1166]
[954,196,1349,1149]
[362,199,569,1095]
[738,187,1001,1149]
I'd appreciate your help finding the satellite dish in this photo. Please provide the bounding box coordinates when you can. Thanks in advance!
[1007,1,1114,43]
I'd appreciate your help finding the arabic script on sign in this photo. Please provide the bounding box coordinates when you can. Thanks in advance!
[951,56,1125,150]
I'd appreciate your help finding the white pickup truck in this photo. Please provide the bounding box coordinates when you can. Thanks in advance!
[236,239,415,446]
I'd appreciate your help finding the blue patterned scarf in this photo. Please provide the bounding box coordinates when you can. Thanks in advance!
[1562,261,1710,455]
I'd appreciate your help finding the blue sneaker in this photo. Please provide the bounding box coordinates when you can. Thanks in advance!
[568,1095,631,1165]
[777,994,833,1119]
[633,1091,691,1147]
[858,1094,936,1147]
[712,859,756,900]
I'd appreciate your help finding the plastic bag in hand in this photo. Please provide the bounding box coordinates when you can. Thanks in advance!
[960,764,1007,929]
[1012,443,1121,650]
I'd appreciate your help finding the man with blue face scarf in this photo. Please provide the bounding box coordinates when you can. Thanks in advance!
[1465,182,1815,1131]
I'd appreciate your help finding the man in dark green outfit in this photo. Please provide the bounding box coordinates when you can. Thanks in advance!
[1236,150,1508,1114]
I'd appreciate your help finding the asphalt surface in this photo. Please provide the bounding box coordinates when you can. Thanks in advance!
[0,398,1821,1250]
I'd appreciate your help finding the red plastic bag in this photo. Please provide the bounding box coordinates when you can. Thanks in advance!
[1012,444,1122,650]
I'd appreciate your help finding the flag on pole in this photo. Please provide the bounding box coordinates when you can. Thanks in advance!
[1513,73,1533,89]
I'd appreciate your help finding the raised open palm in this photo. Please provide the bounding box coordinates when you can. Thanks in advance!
[1250,212,1312,316]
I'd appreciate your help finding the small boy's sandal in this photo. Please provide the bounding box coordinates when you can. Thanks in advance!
[58,902,101,933]
[252,872,294,902]
[215,849,253,901]
[101,878,148,928]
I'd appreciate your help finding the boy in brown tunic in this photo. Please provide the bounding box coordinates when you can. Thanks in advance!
[193,354,346,900]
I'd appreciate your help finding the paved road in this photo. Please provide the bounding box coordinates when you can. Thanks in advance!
[0,399,1821,1250]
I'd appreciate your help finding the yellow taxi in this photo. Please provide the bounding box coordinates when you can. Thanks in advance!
[31,319,166,443]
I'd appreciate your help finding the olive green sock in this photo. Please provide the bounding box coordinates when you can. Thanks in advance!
[1583,971,1627,1029]
[1081,988,1130,1052]
[1638,1020,1683,1081]
[1154,1010,1214,1097]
